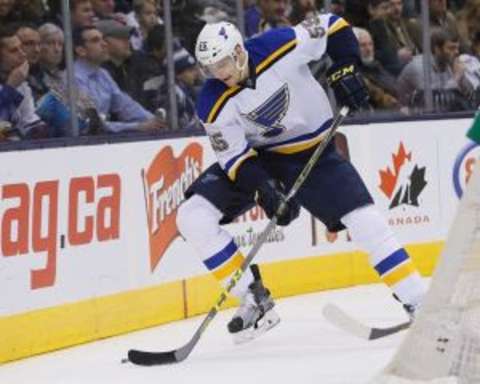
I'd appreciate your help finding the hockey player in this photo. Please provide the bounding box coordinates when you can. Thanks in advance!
[176,15,426,344]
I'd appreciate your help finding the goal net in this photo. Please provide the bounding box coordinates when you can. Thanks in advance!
[371,132,480,383]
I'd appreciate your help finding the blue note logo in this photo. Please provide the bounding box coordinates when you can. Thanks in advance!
[243,84,290,138]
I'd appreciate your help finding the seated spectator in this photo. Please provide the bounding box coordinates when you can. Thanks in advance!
[46,0,96,28]
[91,0,125,22]
[397,30,478,112]
[409,0,469,53]
[71,0,96,28]
[244,0,291,38]
[472,31,480,59]
[353,27,402,111]
[289,0,318,25]
[0,24,48,140]
[126,0,160,51]
[97,19,145,102]
[16,24,48,100]
[36,23,104,137]
[456,0,480,49]
[72,26,166,133]
[385,0,422,64]
[0,0,15,24]
[329,0,346,17]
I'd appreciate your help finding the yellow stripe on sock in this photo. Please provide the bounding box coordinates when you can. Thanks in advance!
[212,252,245,281]
[382,262,417,287]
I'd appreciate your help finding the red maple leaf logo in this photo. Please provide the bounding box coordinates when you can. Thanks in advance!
[379,142,412,198]
[143,144,203,272]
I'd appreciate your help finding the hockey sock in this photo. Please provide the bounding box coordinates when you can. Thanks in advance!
[341,204,426,305]
[176,195,254,298]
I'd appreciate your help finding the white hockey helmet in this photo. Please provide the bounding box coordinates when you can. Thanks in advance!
[195,22,247,77]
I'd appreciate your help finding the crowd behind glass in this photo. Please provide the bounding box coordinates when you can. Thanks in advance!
[0,0,479,142]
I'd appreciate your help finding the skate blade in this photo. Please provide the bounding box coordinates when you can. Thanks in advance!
[232,309,281,345]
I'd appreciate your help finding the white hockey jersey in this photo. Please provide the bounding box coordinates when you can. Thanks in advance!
[196,14,350,181]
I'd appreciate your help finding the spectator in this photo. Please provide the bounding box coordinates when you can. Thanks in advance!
[472,31,480,59]
[353,27,402,111]
[36,23,104,137]
[97,18,144,101]
[385,0,422,63]
[144,47,201,130]
[289,0,318,25]
[0,24,48,140]
[91,0,126,22]
[244,0,291,38]
[397,30,477,112]
[16,24,47,100]
[0,0,14,24]
[73,26,165,133]
[126,0,160,51]
[71,0,96,28]
[456,0,480,48]
[329,0,346,17]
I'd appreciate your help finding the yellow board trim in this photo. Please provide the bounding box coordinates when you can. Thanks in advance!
[381,262,417,287]
[212,252,246,281]
[206,38,297,124]
[328,18,350,36]
[0,241,442,364]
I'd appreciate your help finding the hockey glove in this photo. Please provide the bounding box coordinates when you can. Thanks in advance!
[327,62,369,111]
[255,179,300,226]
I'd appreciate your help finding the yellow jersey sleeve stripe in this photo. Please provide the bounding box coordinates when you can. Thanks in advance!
[207,85,241,123]
[227,149,258,181]
[256,39,297,76]
[328,18,350,36]
[381,262,417,287]
[212,252,245,281]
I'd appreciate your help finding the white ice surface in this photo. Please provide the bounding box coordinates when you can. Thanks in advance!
[0,284,412,384]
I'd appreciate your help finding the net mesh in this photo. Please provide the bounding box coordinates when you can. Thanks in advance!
[370,158,480,384]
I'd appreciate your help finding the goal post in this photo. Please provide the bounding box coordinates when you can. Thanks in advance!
[370,112,480,384]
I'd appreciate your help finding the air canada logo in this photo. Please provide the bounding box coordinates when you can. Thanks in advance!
[143,144,203,272]
[379,142,427,209]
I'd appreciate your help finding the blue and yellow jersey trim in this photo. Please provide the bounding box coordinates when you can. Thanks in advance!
[327,15,350,36]
[257,118,332,154]
[203,240,245,281]
[197,28,297,124]
[225,145,258,180]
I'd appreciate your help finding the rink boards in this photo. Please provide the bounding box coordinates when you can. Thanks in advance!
[0,117,476,363]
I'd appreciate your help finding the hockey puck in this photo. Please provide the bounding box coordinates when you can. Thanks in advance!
[121,357,129,364]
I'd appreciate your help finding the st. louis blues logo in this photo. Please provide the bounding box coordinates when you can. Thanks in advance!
[242,84,290,138]
[219,26,228,40]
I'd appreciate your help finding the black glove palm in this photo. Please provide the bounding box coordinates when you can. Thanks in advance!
[255,179,300,226]
[327,63,369,111]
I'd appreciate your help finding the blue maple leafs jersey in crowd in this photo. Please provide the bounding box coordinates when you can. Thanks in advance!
[196,13,355,181]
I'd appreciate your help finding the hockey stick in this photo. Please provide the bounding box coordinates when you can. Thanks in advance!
[322,303,411,341]
[126,106,350,366]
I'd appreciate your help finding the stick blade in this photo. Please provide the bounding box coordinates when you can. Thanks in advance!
[127,349,179,366]
[322,303,372,340]
[322,303,411,341]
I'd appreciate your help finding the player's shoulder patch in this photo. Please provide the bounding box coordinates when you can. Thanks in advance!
[196,78,242,124]
[246,27,297,76]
